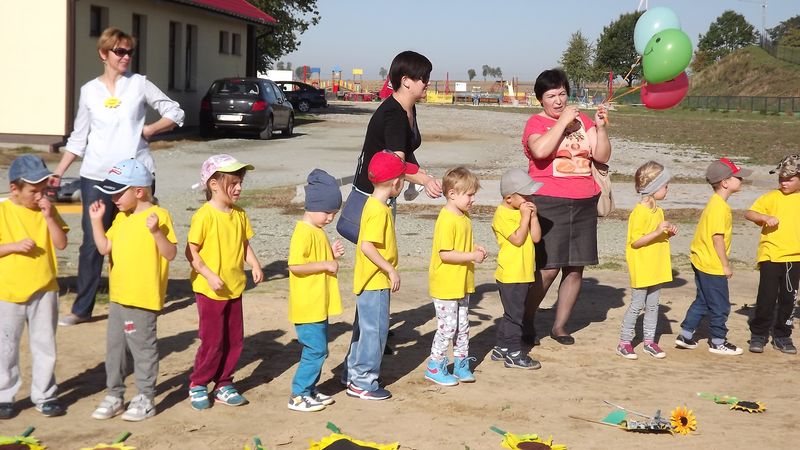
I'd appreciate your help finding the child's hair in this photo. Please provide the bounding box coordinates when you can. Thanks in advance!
[442,167,481,195]
[205,168,248,201]
[634,161,665,193]
[133,186,154,203]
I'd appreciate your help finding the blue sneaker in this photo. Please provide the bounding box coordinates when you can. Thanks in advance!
[214,385,248,406]
[189,386,210,410]
[424,358,459,386]
[453,356,476,382]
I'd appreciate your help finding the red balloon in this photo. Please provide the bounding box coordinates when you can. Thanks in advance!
[641,72,689,110]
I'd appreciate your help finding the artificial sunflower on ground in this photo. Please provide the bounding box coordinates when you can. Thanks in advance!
[79,432,134,450]
[0,426,45,450]
[491,426,567,449]
[729,400,767,413]
[670,406,697,435]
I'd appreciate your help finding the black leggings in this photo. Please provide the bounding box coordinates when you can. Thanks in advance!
[749,261,800,338]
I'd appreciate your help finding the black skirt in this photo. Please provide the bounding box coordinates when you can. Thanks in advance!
[533,194,599,269]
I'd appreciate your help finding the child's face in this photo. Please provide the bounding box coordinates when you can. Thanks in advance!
[721,176,742,193]
[504,193,528,209]
[779,175,800,194]
[111,187,138,212]
[448,188,476,213]
[306,210,338,228]
[210,174,243,205]
[9,181,46,209]
[653,183,669,201]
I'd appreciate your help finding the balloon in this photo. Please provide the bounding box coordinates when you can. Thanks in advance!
[634,6,682,55]
[641,72,689,110]
[642,29,693,84]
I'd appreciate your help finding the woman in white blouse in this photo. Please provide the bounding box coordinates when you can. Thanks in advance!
[53,27,184,326]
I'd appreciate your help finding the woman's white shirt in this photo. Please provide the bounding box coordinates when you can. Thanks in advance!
[65,73,185,180]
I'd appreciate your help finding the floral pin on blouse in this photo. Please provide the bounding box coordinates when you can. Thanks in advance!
[104,97,121,108]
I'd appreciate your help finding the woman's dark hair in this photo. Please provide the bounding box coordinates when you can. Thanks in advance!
[389,51,433,91]
[534,68,570,101]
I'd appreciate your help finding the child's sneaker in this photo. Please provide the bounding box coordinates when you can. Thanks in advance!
[311,390,335,406]
[453,356,476,382]
[91,395,124,420]
[214,385,248,406]
[772,337,797,355]
[674,335,698,349]
[189,386,210,410]
[616,342,638,360]
[36,401,65,417]
[345,383,392,401]
[424,358,459,386]
[121,394,156,422]
[287,395,325,412]
[0,403,15,420]
[504,351,542,370]
[708,341,743,355]
[642,342,666,359]
[490,346,508,361]
[748,335,767,353]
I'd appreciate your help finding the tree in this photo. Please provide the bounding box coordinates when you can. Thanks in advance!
[767,15,800,42]
[295,66,305,80]
[779,27,800,47]
[594,11,642,86]
[560,30,594,91]
[467,69,476,81]
[696,10,758,70]
[482,64,489,81]
[276,61,285,70]
[379,67,387,78]
[250,0,321,72]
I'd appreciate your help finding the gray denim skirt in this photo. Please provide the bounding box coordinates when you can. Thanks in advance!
[533,194,599,269]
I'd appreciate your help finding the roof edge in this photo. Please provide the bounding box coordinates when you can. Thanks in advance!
[167,0,277,26]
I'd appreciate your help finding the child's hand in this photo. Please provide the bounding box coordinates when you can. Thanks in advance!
[325,260,339,274]
[252,265,265,285]
[659,221,678,237]
[763,216,779,228]
[388,268,401,293]
[519,201,533,216]
[473,245,487,263]
[14,238,36,254]
[332,239,345,258]
[527,201,538,216]
[38,197,53,217]
[88,200,106,220]
[723,265,733,279]
[146,213,160,233]
[206,273,225,291]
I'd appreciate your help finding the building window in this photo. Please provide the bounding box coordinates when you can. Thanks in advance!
[90,5,108,37]
[168,21,183,90]
[232,33,241,56]
[185,24,197,91]
[131,14,147,74]
[219,31,229,54]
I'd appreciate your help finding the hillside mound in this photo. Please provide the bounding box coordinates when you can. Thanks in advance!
[689,46,800,96]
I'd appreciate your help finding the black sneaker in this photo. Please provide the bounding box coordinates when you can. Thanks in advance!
[504,351,542,370]
[490,346,508,361]
[36,401,65,417]
[675,335,698,349]
[749,335,767,353]
[0,403,14,420]
[772,337,798,355]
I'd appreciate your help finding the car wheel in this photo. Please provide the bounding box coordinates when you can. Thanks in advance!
[298,100,310,113]
[282,114,294,137]
[259,115,274,140]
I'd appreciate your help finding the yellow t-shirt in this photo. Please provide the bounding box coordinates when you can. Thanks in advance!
[690,193,732,275]
[625,203,673,288]
[0,200,68,303]
[288,221,342,323]
[492,205,535,284]
[188,203,254,300]
[353,196,397,295]
[106,206,176,311]
[429,208,475,299]
[749,190,800,263]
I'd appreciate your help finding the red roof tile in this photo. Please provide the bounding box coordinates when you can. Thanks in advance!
[169,0,277,25]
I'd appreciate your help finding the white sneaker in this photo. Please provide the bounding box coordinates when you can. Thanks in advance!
[91,395,124,420]
[287,395,325,412]
[121,394,156,421]
[311,390,335,406]
[708,341,743,355]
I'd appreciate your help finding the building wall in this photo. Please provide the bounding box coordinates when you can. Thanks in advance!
[0,0,68,137]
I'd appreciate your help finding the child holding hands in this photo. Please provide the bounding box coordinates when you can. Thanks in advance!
[186,154,263,410]
[617,161,677,360]
[424,167,486,386]
[287,169,344,412]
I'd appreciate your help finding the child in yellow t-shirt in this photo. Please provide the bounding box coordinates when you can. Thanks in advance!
[675,158,751,356]
[287,169,344,412]
[617,161,677,361]
[0,155,68,419]
[490,168,542,370]
[424,167,486,386]
[744,154,800,355]
[343,150,416,401]
[88,159,177,422]
[186,154,263,410]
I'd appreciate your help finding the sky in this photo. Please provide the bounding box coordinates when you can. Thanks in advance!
[281,0,798,81]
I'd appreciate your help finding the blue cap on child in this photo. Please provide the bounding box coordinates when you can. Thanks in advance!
[8,154,53,183]
[305,169,342,212]
[95,159,153,194]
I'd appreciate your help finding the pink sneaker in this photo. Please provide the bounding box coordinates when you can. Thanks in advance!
[616,342,638,360]
[643,342,666,359]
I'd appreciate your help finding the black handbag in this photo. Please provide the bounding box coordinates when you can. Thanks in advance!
[336,187,369,243]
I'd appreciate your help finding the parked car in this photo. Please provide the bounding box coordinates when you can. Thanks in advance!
[274,81,327,113]
[199,77,293,139]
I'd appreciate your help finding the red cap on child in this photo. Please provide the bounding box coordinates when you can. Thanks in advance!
[368,150,419,183]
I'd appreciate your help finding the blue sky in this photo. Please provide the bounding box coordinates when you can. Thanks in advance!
[281,0,798,81]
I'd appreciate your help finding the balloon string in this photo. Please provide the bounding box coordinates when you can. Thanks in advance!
[608,85,643,103]
[623,56,642,85]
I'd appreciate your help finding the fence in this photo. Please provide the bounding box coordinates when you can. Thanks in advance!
[681,96,800,114]
[763,44,800,65]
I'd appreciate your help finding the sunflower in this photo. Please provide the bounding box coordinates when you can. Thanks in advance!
[730,400,766,413]
[0,435,45,450]
[501,433,567,450]
[670,406,697,435]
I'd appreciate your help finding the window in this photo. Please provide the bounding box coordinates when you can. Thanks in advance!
[219,31,229,54]
[232,33,241,56]
[131,14,146,74]
[168,21,183,90]
[90,5,108,37]
[184,24,197,91]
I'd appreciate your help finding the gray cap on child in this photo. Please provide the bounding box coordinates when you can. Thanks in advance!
[305,169,342,212]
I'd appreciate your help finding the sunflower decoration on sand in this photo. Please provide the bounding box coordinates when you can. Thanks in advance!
[490,426,567,450]
[0,426,45,450]
[308,423,399,450]
[104,97,121,108]
[670,406,698,435]
[697,392,766,413]
[79,432,135,450]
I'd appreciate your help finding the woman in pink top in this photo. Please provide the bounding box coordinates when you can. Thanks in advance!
[520,69,611,345]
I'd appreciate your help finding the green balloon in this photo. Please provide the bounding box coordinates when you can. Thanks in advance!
[642,29,693,84]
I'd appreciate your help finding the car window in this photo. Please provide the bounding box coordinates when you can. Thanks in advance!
[262,82,278,102]
[272,84,288,101]
[213,80,260,96]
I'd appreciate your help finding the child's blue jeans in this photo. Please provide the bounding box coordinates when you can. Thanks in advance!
[291,320,328,397]
[680,265,730,342]
[344,289,390,391]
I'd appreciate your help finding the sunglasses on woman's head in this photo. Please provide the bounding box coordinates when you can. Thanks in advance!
[110,47,134,57]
